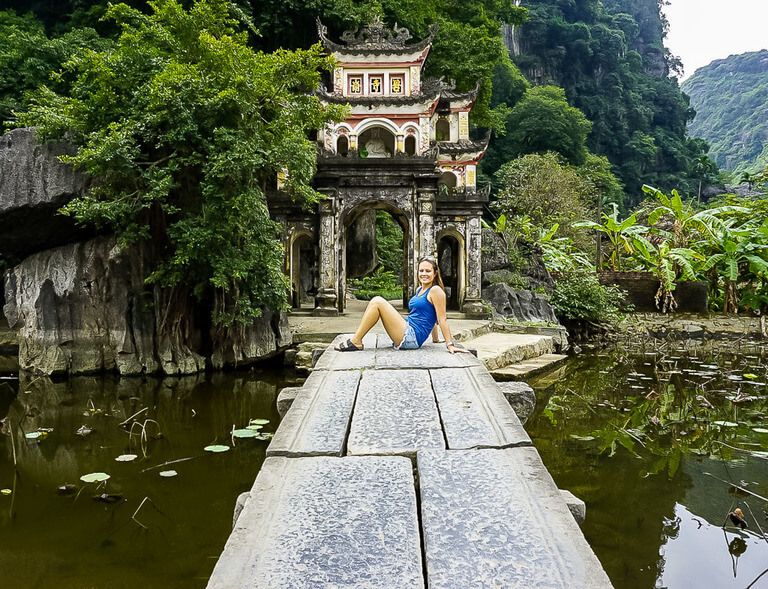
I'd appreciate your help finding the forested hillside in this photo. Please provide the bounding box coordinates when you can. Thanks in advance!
[504,0,708,206]
[683,50,768,176]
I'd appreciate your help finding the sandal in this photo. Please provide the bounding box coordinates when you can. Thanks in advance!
[335,338,364,352]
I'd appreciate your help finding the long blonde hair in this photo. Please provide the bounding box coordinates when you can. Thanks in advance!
[418,256,445,290]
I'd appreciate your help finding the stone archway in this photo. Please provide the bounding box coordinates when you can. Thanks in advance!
[437,230,465,310]
[340,201,411,312]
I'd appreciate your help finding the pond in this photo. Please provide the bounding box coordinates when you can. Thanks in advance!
[526,349,768,589]
[0,366,298,588]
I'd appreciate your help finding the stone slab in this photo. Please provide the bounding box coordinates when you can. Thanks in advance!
[471,333,555,371]
[418,448,613,589]
[490,353,568,381]
[267,369,360,457]
[348,369,445,456]
[429,367,530,449]
[375,340,481,369]
[312,333,377,370]
[208,455,424,589]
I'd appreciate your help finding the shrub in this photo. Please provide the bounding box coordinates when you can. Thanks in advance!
[550,272,628,323]
[348,268,402,301]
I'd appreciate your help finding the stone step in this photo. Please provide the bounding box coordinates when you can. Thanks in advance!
[465,332,556,371]
[490,353,569,381]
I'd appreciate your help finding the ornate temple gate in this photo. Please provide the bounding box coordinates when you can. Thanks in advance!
[268,18,488,317]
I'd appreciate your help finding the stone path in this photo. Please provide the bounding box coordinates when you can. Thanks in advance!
[207,335,613,589]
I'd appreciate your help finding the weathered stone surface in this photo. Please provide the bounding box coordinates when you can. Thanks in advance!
[313,333,377,370]
[207,455,423,589]
[375,340,481,369]
[267,369,360,457]
[210,310,291,369]
[470,332,556,371]
[429,367,530,449]
[482,283,559,324]
[0,128,91,257]
[496,381,537,423]
[4,236,290,375]
[232,492,249,528]
[418,448,613,589]
[348,369,444,456]
[481,228,509,271]
[276,386,302,418]
[560,489,586,525]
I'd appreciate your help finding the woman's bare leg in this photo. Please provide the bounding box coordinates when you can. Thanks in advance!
[351,296,407,347]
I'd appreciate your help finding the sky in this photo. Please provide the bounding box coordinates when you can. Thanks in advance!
[662,0,768,79]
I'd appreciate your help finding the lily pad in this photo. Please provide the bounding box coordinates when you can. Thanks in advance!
[80,472,110,484]
[232,428,259,439]
[159,470,178,478]
[245,424,263,431]
[249,419,270,425]
[204,444,230,453]
[743,373,759,380]
[115,454,138,462]
[0,489,11,496]
[569,434,596,441]
[712,421,739,428]
[752,428,768,434]
[24,431,42,439]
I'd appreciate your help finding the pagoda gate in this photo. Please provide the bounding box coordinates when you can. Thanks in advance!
[269,17,489,316]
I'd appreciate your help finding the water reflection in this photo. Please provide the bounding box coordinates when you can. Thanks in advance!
[526,351,768,589]
[0,370,296,588]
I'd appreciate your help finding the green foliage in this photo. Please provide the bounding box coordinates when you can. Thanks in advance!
[550,272,626,323]
[574,203,648,272]
[683,50,768,175]
[375,211,403,279]
[16,0,346,326]
[0,10,110,127]
[485,85,592,170]
[348,267,402,300]
[493,152,593,242]
[512,0,709,205]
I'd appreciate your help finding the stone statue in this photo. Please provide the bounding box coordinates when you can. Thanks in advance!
[364,129,391,158]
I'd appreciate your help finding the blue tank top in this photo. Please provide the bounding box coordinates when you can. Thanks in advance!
[406,286,438,346]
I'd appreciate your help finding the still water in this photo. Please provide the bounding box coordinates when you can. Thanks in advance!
[526,350,768,589]
[0,368,297,588]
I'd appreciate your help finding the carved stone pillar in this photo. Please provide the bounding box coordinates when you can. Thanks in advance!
[313,196,339,316]
[462,216,485,316]
[417,192,436,260]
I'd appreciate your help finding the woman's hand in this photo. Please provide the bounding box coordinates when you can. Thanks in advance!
[446,342,471,354]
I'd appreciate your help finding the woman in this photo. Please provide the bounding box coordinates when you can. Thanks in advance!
[336,256,468,353]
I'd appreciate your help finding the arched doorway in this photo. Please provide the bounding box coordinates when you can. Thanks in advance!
[340,202,410,313]
[337,135,349,156]
[435,118,450,142]
[404,135,416,156]
[437,232,465,310]
[289,232,316,309]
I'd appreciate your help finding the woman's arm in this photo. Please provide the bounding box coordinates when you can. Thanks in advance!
[429,286,462,353]
[431,324,440,343]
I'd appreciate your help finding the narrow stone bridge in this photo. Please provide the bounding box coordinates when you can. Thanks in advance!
[207,335,613,588]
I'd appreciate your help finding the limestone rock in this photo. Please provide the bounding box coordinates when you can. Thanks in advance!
[276,386,302,418]
[4,235,289,376]
[0,128,91,257]
[496,381,536,423]
[480,228,509,271]
[560,489,586,525]
[482,283,558,324]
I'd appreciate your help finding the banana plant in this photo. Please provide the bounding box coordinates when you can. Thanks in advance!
[574,203,648,271]
[642,185,747,248]
[631,235,704,312]
[699,219,768,313]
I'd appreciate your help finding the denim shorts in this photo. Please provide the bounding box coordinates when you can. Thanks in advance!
[396,324,420,350]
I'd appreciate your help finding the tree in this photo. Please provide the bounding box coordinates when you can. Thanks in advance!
[485,86,592,174]
[17,0,346,331]
[574,203,648,272]
[494,152,593,242]
[0,10,109,126]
